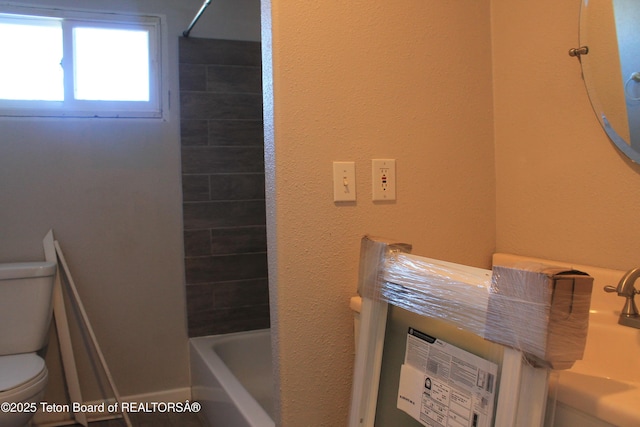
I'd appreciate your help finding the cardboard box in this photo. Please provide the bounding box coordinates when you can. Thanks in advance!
[485,264,593,370]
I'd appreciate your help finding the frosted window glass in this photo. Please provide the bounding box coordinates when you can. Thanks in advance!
[0,19,63,101]
[73,27,150,101]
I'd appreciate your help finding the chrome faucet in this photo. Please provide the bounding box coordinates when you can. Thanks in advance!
[604,267,640,329]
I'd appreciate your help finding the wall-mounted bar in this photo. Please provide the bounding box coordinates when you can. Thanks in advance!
[183,0,211,38]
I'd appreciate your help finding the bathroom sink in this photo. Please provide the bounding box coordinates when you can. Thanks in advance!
[551,309,640,427]
[492,253,640,427]
[570,310,640,383]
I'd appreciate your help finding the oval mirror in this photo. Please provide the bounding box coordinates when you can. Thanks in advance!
[578,0,640,163]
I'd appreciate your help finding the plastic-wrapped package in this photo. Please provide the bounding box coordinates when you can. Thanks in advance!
[487,265,592,369]
[358,236,593,369]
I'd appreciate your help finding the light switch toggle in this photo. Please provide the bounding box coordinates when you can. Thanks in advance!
[333,161,356,202]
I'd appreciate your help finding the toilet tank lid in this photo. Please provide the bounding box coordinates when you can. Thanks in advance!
[0,353,45,391]
[0,262,56,280]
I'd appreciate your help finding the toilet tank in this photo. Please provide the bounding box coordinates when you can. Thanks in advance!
[0,262,56,355]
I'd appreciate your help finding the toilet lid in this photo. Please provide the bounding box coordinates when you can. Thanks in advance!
[0,353,45,392]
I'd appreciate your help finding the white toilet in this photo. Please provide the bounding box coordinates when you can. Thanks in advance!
[0,262,56,427]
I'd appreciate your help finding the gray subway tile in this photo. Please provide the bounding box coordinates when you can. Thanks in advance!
[188,304,270,337]
[179,37,261,67]
[186,283,215,314]
[209,174,265,201]
[181,175,210,201]
[211,226,267,254]
[181,146,264,174]
[180,120,209,146]
[179,63,206,92]
[212,279,270,309]
[184,230,211,257]
[180,37,269,337]
[180,92,263,120]
[183,200,266,230]
[208,120,264,146]
[207,65,262,94]
[185,253,268,284]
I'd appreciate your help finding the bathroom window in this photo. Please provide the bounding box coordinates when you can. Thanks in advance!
[0,6,164,118]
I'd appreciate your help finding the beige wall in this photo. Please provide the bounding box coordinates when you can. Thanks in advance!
[263,1,495,424]
[265,0,640,425]
[493,0,640,271]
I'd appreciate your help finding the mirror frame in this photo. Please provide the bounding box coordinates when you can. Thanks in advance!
[578,0,640,164]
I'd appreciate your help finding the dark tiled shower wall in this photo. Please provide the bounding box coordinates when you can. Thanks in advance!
[179,38,269,337]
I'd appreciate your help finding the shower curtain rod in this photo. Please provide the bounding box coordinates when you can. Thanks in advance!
[183,0,211,38]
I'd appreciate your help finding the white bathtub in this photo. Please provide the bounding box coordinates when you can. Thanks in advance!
[190,329,275,427]
[494,254,640,427]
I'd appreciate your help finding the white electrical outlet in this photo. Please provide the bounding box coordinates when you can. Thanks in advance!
[333,161,356,202]
[372,159,396,201]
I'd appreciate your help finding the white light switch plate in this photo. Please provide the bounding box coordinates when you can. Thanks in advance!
[333,161,356,202]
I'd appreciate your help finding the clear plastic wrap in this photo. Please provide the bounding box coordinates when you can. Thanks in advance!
[358,236,593,369]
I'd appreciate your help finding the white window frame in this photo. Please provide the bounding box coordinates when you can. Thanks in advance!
[0,5,166,119]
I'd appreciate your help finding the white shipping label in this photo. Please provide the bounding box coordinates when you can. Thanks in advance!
[397,328,498,427]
